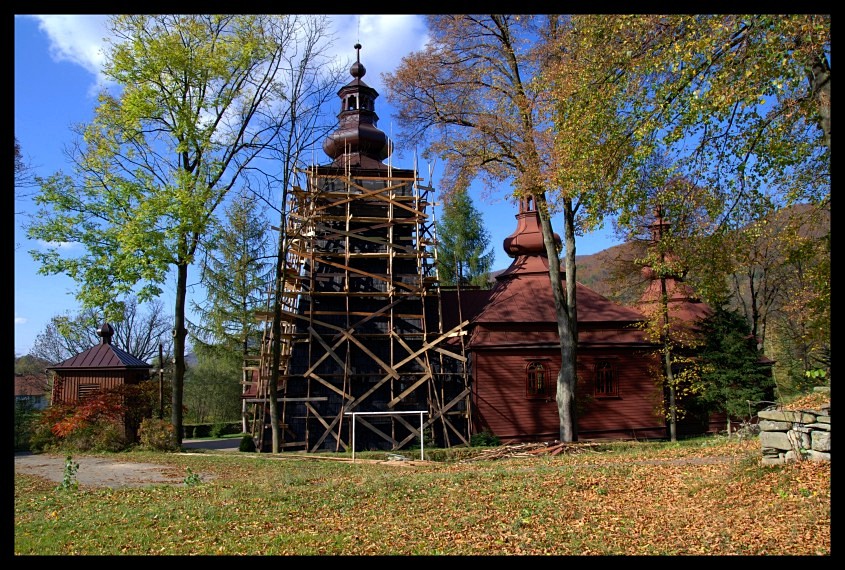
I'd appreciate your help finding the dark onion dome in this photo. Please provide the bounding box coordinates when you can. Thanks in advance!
[323,43,393,169]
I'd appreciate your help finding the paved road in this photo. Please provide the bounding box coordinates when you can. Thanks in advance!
[181,437,242,452]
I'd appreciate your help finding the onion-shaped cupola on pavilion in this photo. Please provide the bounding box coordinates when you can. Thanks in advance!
[322,43,393,170]
[502,194,560,258]
[637,207,712,326]
[497,194,562,279]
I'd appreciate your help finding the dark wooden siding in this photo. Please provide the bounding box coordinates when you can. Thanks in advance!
[574,349,666,440]
[52,370,146,405]
[472,348,666,443]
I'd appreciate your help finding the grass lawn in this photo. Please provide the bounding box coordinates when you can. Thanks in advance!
[14,435,830,555]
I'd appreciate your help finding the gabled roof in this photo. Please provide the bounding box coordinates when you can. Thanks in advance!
[474,254,646,325]
[48,342,151,370]
[46,322,151,370]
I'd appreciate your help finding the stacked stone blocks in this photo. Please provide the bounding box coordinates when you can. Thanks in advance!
[758,403,830,465]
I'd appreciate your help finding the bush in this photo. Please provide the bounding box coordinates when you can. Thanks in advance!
[14,403,39,452]
[65,421,128,452]
[139,418,179,452]
[470,430,500,447]
[239,434,257,452]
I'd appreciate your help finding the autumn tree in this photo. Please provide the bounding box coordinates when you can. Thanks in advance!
[26,15,305,444]
[436,187,495,288]
[545,15,829,404]
[761,205,830,394]
[384,15,582,441]
[30,298,173,365]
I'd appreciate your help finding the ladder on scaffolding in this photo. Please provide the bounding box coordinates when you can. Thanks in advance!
[243,193,309,451]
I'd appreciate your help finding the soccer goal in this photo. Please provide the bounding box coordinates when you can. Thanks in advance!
[344,410,428,462]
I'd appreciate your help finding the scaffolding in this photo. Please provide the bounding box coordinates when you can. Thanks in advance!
[243,163,471,453]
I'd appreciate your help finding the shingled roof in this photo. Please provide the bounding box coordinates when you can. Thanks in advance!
[47,323,151,370]
[459,194,650,350]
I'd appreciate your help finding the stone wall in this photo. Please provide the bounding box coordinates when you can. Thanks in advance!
[758,398,831,465]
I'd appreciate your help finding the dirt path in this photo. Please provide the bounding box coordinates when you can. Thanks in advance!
[14,452,199,488]
[13,438,239,488]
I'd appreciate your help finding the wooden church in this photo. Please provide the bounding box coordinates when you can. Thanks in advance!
[242,45,471,452]
[242,45,711,452]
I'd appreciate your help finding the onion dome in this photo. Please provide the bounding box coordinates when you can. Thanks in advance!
[323,43,393,169]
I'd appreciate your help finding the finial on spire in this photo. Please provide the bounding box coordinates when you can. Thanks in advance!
[355,42,362,64]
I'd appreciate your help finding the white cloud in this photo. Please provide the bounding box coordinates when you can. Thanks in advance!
[28,14,429,98]
[15,317,27,325]
[35,239,78,250]
[329,15,428,92]
[31,14,112,94]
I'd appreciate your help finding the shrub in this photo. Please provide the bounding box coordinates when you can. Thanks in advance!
[470,430,500,447]
[238,434,257,452]
[63,421,128,452]
[210,422,229,438]
[139,418,179,452]
[14,402,39,452]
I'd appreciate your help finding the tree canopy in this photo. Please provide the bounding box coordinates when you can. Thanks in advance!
[26,15,321,443]
[435,188,495,288]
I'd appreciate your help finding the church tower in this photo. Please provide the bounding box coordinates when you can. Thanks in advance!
[244,45,471,453]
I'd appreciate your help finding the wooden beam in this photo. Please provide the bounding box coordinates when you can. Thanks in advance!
[387,372,432,408]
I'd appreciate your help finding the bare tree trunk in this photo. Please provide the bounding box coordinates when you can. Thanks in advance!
[172,261,189,445]
[660,275,677,442]
[536,193,577,442]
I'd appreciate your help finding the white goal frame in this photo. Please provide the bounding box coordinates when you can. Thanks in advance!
[344,410,428,462]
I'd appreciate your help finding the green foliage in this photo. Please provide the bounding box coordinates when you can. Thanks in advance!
[435,188,495,288]
[55,456,79,492]
[239,434,257,452]
[14,355,51,375]
[183,467,203,487]
[470,430,501,447]
[183,348,243,424]
[210,422,233,438]
[14,402,40,452]
[138,418,179,452]
[190,189,272,356]
[695,306,777,419]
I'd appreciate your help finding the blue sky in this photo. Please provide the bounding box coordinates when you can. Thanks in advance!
[13,14,622,358]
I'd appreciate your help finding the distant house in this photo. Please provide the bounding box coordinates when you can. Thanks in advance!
[14,373,50,411]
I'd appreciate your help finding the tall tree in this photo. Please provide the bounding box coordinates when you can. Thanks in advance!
[190,188,274,358]
[696,305,778,421]
[254,17,344,453]
[384,15,582,441]
[550,15,829,212]
[29,298,173,364]
[545,15,829,415]
[26,15,300,444]
[435,187,495,288]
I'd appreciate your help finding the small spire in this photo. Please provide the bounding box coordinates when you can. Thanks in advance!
[97,323,114,345]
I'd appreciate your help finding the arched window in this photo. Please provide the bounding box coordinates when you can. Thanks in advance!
[595,360,618,397]
[526,360,550,399]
